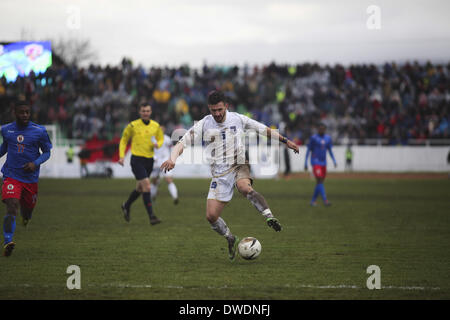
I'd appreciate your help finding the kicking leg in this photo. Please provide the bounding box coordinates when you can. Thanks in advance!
[236,178,282,232]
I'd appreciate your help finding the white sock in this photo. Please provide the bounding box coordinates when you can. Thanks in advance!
[210,217,232,239]
[168,182,178,199]
[262,209,273,219]
[150,184,158,199]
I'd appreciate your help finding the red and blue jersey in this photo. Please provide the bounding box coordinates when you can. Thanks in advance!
[0,121,52,183]
[305,134,336,167]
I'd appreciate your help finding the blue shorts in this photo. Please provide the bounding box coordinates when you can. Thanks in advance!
[130,155,154,180]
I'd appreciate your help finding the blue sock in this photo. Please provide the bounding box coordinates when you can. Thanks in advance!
[312,185,320,203]
[318,183,328,203]
[3,215,16,245]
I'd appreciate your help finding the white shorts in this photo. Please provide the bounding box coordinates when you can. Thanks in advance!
[151,161,173,179]
[207,164,252,202]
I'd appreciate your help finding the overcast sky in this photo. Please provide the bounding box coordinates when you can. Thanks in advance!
[1,0,449,68]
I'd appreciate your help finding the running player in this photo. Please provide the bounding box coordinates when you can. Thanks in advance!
[119,103,164,225]
[150,125,179,205]
[160,90,299,261]
[304,123,337,206]
[1,103,52,257]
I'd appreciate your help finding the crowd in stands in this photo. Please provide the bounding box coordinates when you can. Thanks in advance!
[1,57,449,145]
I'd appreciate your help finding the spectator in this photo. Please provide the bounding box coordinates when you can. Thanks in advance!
[1,60,449,146]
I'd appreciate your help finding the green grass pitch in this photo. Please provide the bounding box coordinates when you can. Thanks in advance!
[1,176,449,299]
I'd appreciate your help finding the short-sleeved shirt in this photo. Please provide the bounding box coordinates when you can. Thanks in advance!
[119,119,164,159]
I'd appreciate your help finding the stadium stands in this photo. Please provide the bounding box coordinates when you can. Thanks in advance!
[1,58,448,145]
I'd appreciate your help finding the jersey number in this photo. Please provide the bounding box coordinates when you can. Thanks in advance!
[17,144,25,153]
[221,126,237,140]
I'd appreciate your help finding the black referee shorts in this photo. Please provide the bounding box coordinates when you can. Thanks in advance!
[130,155,154,180]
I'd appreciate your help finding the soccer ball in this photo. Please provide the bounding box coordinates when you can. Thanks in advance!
[238,237,262,260]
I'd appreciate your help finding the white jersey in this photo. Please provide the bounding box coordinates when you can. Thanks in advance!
[179,111,267,177]
[154,134,172,165]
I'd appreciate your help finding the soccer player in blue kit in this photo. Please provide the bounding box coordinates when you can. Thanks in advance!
[304,123,337,206]
[0,103,52,257]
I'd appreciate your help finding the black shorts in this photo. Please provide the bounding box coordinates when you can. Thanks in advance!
[130,155,154,180]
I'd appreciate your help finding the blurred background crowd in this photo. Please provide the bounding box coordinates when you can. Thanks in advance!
[1,57,449,145]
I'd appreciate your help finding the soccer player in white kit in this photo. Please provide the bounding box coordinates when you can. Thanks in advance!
[150,126,179,204]
[160,91,299,261]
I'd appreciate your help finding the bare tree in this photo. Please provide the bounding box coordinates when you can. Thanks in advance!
[51,36,98,67]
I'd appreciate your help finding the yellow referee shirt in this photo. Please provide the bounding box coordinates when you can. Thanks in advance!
[119,119,164,159]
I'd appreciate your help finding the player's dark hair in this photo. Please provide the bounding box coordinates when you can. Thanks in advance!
[207,90,226,105]
[14,100,29,110]
[139,102,151,109]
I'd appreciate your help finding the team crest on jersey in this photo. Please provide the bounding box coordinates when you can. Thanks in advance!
[321,139,325,145]
[17,135,24,143]
[7,184,14,191]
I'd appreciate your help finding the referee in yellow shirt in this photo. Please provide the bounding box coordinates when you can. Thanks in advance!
[119,103,164,225]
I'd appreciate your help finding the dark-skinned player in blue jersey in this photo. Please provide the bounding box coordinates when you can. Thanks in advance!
[0,103,52,257]
[304,123,337,207]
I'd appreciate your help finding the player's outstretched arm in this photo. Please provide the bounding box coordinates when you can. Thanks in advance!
[160,142,184,172]
[266,128,299,154]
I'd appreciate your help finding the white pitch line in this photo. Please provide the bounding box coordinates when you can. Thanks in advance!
[381,285,441,291]
[288,284,441,290]
[91,283,442,291]
[0,283,441,291]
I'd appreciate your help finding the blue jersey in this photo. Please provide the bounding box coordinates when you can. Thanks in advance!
[305,134,336,166]
[0,121,52,183]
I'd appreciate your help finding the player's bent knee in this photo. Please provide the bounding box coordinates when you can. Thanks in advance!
[206,213,218,224]
[206,206,221,223]
[237,184,253,197]
[206,201,224,223]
